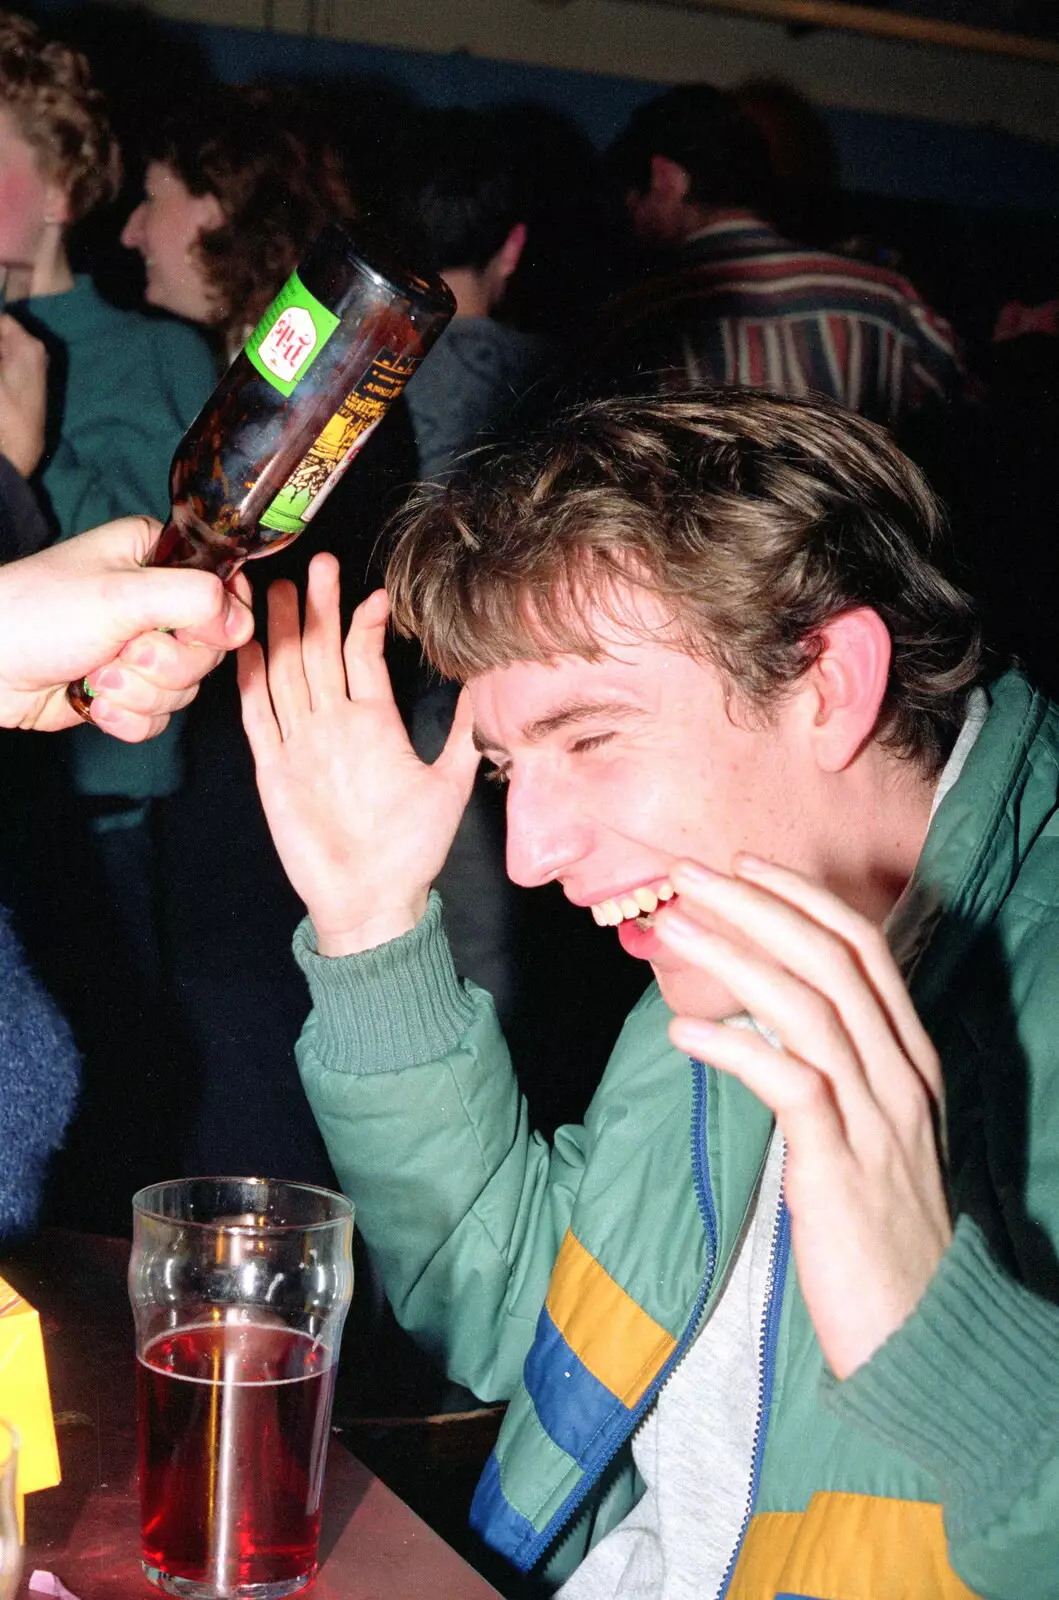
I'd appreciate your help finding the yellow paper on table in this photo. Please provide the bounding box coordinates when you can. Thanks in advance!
[0,1273,61,1537]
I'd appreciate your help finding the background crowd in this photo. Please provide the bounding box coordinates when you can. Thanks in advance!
[0,0,1057,1559]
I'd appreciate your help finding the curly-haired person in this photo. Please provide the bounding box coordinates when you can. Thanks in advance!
[121,82,357,358]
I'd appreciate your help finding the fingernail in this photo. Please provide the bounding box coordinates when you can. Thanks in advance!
[672,860,718,891]
[125,643,155,670]
[89,696,118,726]
[87,667,125,693]
[225,599,251,640]
[734,853,768,874]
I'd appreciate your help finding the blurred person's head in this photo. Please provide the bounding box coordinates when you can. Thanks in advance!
[121,83,356,347]
[731,79,837,193]
[386,389,983,1016]
[609,83,773,251]
[731,78,842,245]
[0,10,119,298]
[389,108,527,319]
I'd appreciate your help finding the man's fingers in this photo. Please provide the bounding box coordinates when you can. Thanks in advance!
[734,855,942,1098]
[237,639,281,760]
[62,520,251,653]
[301,554,347,708]
[658,906,880,1134]
[343,589,394,702]
[265,580,310,738]
[87,702,172,743]
[82,671,198,721]
[171,585,254,652]
[668,1012,848,1161]
[435,686,482,797]
[667,860,939,1125]
[105,630,224,693]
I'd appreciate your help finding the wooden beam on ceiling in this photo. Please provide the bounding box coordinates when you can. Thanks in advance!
[613,0,1059,65]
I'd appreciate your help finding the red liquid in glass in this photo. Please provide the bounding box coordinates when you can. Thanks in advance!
[138,1320,337,1592]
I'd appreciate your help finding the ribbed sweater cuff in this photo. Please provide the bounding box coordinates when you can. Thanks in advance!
[292,891,478,1074]
[822,1214,1059,1539]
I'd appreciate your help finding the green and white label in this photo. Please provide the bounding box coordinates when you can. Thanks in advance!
[259,347,417,538]
[245,272,340,397]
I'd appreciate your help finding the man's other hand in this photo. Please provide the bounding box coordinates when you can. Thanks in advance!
[657,855,953,1382]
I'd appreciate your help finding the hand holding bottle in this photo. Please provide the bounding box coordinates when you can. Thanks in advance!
[239,554,480,956]
[0,517,252,735]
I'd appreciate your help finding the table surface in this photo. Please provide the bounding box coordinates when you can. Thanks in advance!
[2,1230,502,1600]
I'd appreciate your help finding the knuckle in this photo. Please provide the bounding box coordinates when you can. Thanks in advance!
[841,916,890,975]
[787,1065,832,1115]
[798,990,844,1045]
[824,940,862,992]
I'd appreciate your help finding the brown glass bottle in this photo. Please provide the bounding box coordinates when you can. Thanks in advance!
[68,223,455,719]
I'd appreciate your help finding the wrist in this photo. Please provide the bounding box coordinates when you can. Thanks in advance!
[311,896,430,957]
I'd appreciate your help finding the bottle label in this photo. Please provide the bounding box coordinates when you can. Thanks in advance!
[246,273,340,397]
[259,348,417,537]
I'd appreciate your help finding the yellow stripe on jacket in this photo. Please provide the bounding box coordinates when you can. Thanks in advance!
[728,1492,983,1600]
[545,1230,677,1408]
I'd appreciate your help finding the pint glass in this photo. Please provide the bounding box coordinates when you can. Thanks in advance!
[130,1178,354,1599]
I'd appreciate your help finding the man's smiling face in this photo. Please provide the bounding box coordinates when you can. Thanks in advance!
[468,586,821,1019]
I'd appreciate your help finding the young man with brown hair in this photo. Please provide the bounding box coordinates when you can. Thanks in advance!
[240,390,1059,1599]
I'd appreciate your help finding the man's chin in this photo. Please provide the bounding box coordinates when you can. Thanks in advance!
[652,962,740,1024]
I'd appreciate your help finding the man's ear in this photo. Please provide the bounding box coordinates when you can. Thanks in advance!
[804,607,892,773]
[494,221,527,283]
[649,154,691,204]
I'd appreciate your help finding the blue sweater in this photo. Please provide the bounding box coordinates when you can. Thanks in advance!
[0,904,80,1240]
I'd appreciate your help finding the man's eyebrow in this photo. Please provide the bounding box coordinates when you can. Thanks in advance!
[472,700,646,755]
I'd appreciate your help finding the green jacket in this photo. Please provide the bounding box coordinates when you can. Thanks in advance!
[20,277,216,802]
[295,671,1059,1600]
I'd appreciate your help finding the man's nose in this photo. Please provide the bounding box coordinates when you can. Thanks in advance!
[120,205,145,251]
[505,775,591,889]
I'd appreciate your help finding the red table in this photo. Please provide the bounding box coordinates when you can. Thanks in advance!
[3,1231,502,1599]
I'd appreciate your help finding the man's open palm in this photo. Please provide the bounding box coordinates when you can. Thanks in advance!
[238,555,480,957]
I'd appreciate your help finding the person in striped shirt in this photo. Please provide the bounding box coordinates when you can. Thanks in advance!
[588,83,964,439]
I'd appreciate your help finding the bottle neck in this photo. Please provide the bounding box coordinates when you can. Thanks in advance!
[149,515,244,578]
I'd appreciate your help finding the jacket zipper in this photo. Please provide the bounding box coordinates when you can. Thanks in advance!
[715,1144,792,1600]
[518,1056,720,1571]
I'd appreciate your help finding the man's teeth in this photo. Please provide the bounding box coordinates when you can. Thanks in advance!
[590,880,675,926]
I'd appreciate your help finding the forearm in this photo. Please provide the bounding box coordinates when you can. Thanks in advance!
[824,1215,1059,1599]
[295,894,577,1399]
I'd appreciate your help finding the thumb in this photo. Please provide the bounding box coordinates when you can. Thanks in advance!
[69,518,246,652]
[435,686,481,798]
[107,566,246,652]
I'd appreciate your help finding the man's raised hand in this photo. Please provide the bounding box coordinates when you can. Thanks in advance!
[238,553,480,957]
[656,856,952,1382]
